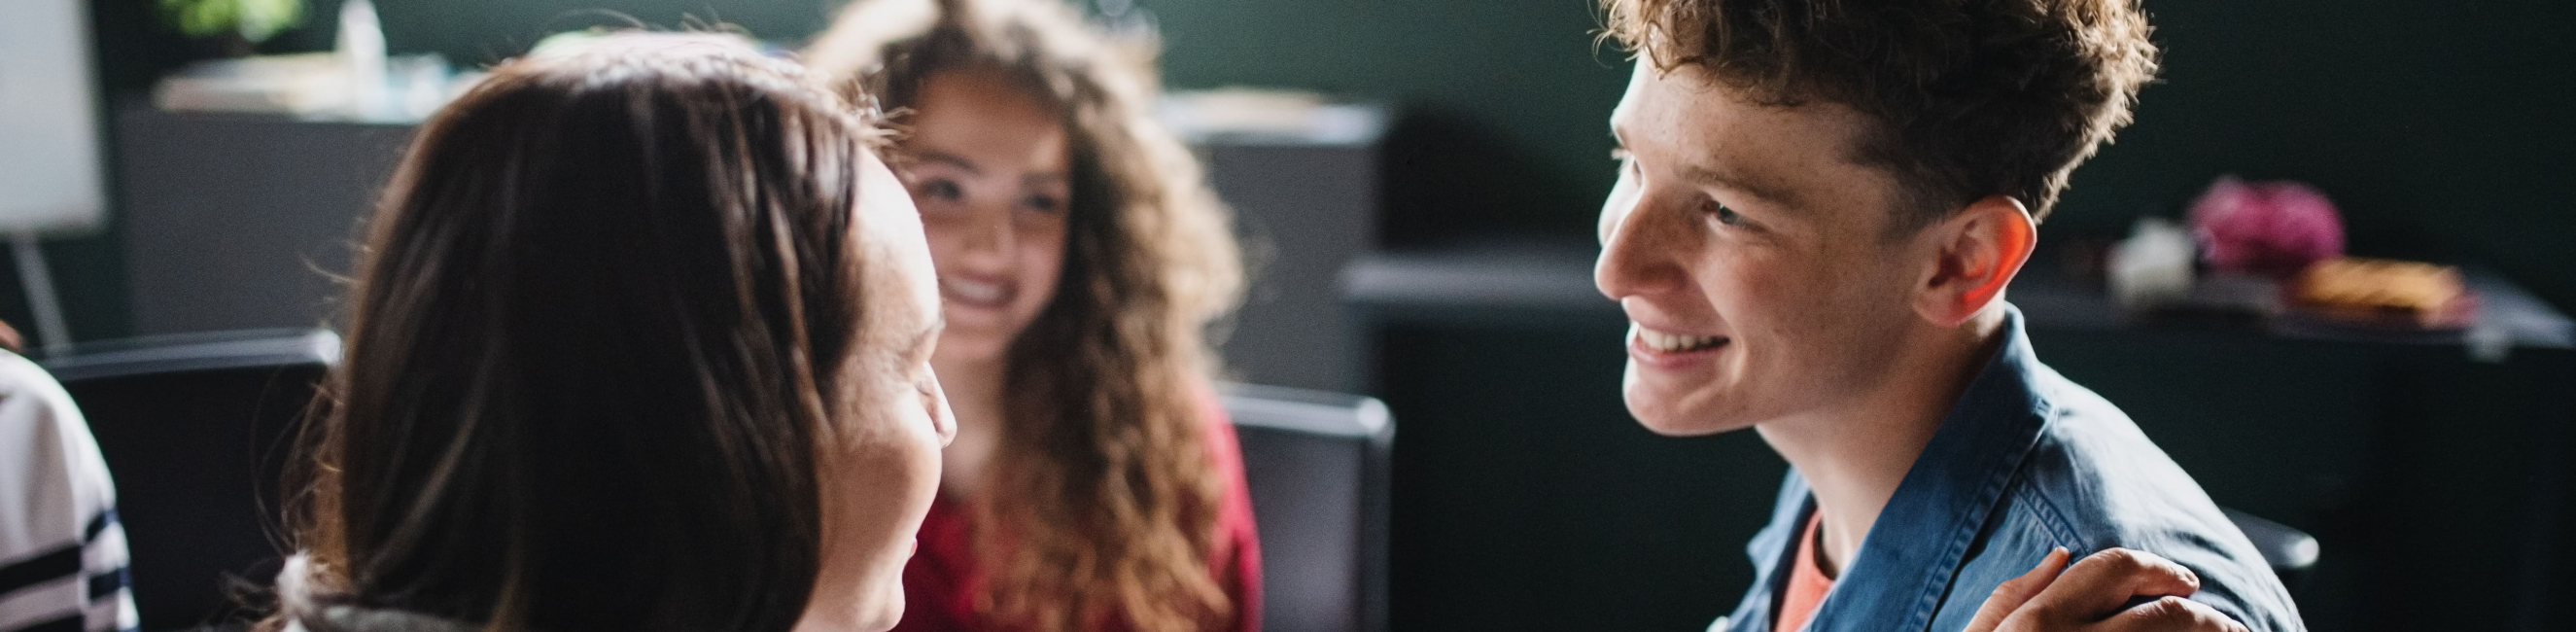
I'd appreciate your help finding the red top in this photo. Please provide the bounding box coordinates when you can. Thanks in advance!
[891,394,1263,632]
[1774,511,1833,632]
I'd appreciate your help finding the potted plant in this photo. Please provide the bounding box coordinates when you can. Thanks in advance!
[159,0,305,57]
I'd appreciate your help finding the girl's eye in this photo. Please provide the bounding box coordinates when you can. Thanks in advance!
[1611,148,1637,174]
[1022,193,1064,214]
[915,178,964,202]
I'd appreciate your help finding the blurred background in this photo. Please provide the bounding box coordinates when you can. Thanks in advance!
[8,0,2573,631]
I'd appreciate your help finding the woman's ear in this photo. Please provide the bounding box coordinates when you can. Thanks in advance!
[1912,195,2036,328]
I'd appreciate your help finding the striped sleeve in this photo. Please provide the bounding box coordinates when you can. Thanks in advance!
[0,351,138,632]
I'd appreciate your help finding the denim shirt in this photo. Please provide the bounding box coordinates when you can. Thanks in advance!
[1711,306,2305,632]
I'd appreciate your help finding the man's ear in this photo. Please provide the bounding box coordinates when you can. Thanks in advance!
[1913,195,2036,328]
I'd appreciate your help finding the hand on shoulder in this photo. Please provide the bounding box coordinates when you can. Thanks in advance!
[1965,547,2251,632]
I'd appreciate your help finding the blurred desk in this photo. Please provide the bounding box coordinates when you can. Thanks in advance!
[1342,241,1613,328]
[1347,240,2575,354]
[2007,264,2575,353]
[1346,239,2576,632]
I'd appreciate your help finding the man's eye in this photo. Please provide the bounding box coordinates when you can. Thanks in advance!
[1708,199,1745,226]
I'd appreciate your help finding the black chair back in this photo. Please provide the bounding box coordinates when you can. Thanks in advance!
[49,330,336,631]
[2220,507,2319,587]
[53,338,1402,632]
[1222,383,1393,632]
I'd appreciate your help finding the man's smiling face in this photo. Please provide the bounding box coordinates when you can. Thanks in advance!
[1593,62,1942,437]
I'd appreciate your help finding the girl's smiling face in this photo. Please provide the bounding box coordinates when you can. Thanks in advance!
[896,66,1072,366]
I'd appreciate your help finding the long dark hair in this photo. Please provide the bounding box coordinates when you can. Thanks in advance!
[281,36,884,632]
[805,1,1245,629]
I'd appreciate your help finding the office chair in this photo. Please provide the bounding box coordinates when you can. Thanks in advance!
[2221,507,2320,587]
[49,329,338,631]
[1222,383,1393,632]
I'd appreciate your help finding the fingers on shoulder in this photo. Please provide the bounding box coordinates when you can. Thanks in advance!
[2071,547,2202,592]
[1991,548,2070,598]
[2105,596,2250,632]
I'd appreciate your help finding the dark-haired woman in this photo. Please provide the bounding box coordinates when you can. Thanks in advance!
[270,35,953,632]
[804,1,1258,631]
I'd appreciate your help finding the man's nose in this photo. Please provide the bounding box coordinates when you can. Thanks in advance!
[1595,195,1687,302]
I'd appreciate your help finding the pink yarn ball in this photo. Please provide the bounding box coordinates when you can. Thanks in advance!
[2188,175,2347,276]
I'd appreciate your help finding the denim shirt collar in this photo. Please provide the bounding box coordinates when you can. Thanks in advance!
[1723,304,2057,632]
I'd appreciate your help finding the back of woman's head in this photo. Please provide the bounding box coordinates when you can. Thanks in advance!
[291,36,878,632]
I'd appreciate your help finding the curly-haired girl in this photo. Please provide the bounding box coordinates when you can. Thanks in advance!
[805,1,1257,630]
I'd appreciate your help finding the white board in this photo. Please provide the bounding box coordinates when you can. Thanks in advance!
[0,0,109,234]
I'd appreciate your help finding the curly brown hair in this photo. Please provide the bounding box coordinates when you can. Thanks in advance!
[805,1,1246,630]
[1599,0,2160,225]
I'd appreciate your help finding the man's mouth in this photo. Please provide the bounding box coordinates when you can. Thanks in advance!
[1631,324,1727,354]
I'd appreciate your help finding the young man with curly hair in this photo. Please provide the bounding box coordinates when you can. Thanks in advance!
[1588,1,2307,631]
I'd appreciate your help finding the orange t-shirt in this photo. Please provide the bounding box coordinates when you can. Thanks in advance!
[1774,510,1834,632]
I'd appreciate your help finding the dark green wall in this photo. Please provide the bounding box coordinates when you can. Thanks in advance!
[1164,0,2576,308]
[1141,0,1632,243]
[1172,0,2576,310]
[62,0,2576,343]
[2056,0,2576,308]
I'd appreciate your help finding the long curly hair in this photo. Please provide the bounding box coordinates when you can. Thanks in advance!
[806,1,1246,630]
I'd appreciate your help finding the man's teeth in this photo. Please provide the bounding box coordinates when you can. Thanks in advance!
[945,279,1006,303]
[1635,326,1724,353]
